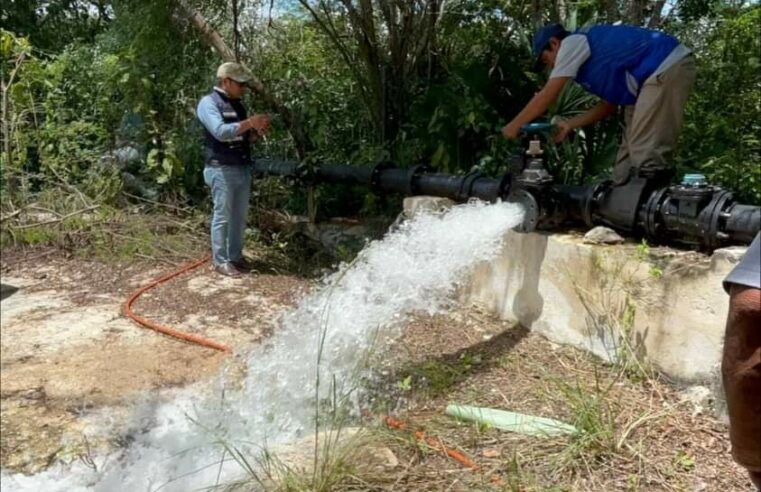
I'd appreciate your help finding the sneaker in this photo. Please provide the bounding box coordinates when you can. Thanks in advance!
[231,257,255,272]
[214,263,242,277]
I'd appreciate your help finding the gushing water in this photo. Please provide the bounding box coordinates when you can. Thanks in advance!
[1,201,524,492]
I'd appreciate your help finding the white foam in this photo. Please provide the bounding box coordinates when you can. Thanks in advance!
[1,201,524,492]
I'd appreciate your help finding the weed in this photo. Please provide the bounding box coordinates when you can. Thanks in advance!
[635,239,651,262]
[674,449,695,472]
[538,353,665,483]
[402,351,480,397]
[568,251,656,383]
[397,375,413,392]
[551,370,620,468]
[502,452,540,491]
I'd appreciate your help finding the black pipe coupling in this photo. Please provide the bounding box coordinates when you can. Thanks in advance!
[456,170,485,202]
[370,161,394,193]
[406,164,432,196]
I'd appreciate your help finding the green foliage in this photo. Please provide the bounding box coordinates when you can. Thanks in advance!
[547,82,621,183]
[404,5,536,174]
[256,17,374,164]
[674,5,761,203]
[674,449,696,471]
[146,144,184,185]
[3,0,759,219]
[2,1,218,204]
[1,0,110,54]
[402,352,482,397]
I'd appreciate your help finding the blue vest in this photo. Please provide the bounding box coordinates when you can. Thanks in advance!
[201,89,251,166]
[573,25,679,105]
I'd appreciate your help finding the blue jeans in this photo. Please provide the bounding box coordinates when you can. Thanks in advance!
[203,165,252,266]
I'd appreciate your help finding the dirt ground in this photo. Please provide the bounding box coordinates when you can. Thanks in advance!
[0,247,308,474]
[0,247,753,490]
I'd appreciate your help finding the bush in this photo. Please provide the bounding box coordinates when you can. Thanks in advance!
[674,6,761,203]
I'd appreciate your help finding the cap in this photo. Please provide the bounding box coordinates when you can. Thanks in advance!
[216,62,253,83]
[532,24,567,72]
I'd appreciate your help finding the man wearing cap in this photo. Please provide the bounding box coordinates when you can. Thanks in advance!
[197,62,270,277]
[502,24,695,185]
[722,232,761,490]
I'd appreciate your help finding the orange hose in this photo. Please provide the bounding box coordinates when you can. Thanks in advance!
[122,254,232,353]
[384,416,480,470]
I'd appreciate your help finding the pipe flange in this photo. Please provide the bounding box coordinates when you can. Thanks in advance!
[457,170,484,201]
[582,180,609,227]
[498,172,513,200]
[700,190,733,250]
[507,189,539,232]
[406,164,431,195]
[643,186,669,240]
[370,161,394,192]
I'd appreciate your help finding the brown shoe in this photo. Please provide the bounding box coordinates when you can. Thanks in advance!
[214,263,242,277]
[231,257,255,272]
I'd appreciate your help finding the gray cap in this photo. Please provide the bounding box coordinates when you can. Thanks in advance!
[216,62,253,83]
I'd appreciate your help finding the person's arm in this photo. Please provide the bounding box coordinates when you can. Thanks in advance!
[197,96,242,141]
[503,34,592,140]
[502,77,571,139]
[197,97,270,140]
[554,101,616,142]
[239,115,271,136]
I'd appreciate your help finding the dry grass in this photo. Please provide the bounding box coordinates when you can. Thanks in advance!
[356,307,752,491]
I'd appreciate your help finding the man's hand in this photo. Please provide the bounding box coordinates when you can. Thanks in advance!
[502,122,521,140]
[553,120,573,143]
[500,77,570,141]
[248,114,271,135]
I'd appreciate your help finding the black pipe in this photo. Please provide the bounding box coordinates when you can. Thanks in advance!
[252,159,759,250]
[724,204,761,244]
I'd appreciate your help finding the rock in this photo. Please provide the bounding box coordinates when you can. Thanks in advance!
[583,226,624,245]
[403,196,455,218]
[98,144,142,172]
[121,172,159,201]
[355,445,399,472]
[679,385,713,416]
[482,448,501,458]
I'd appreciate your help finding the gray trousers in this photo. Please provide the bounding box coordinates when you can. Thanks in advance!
[612,55,696,185]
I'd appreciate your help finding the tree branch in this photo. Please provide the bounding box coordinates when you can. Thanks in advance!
[176,0,313,157]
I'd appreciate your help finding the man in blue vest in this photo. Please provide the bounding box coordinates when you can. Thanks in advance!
[502,24,695,185]
[197,62,270,277]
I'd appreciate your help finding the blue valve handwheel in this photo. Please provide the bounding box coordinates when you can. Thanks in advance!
[520,122,554,134]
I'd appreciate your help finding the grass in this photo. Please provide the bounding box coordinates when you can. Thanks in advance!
[567,249,658,384]
[1,184,209,263]
[546,366,664,477]
[353,300,746,491]
[400,351,483,397]
[209,434,361,492]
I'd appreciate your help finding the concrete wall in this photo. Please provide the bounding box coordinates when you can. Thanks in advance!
[403,197,748,384]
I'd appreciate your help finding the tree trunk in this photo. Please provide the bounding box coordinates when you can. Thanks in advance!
[625,0,646,25]
[648,0,667,27]
[1,53,25,186]
[299,0,445,151]
[605,0,619,23]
